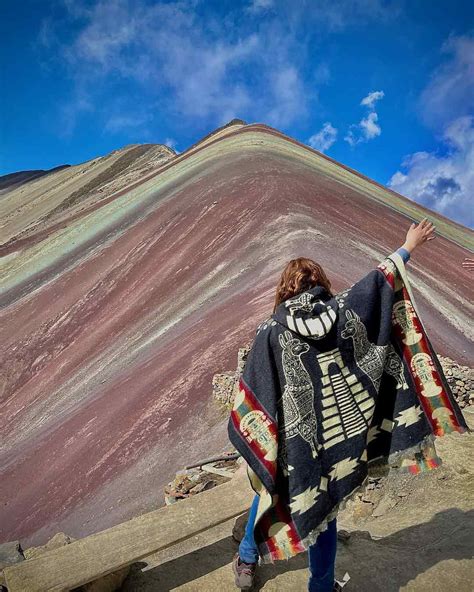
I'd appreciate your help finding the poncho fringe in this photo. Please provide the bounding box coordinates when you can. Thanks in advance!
[255,431,440,565]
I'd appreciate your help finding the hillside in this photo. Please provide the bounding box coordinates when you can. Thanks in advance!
[1,119,473,550]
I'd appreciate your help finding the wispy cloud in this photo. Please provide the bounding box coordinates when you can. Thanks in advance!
[360,90,385,109]
[307,122,338,153]
[164,137,178,152]
[313,62,331,85]
[289,0,403,32]
[58,94,94,138]
[38,0,403,137]
[246,0,274,14]
[104,113,152,134]
[41,1,309,134]
[345,90,384,146]
[418,33,474,131]
[266,65,309,127]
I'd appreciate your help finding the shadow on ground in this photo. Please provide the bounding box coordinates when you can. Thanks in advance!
[121,508,474,591]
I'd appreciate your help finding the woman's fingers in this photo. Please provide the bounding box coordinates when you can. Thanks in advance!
[419,217,428,228]
[422,221,435,234]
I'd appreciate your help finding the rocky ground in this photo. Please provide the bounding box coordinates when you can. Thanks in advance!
[114,406,473,591]
[2,352,471,591]
[116,352,474,591]
[439,354,474,408]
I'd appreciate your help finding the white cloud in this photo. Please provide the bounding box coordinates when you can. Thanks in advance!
[345,90,384,146]
[43,1,310,133]
[389,33,474,228]
[164,138,178,151]
[37,17,56,49]
[50,0,311,131]
[39,1,404,137]
[418,34,474,131]
[266,65,308,127]
[360,90,384,109]
[308,122,338,153]
[388,116,474,228]
[359,111,381,140]
[344,129,357,147]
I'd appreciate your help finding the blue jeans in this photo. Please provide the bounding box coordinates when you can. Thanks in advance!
[239,493,337,592]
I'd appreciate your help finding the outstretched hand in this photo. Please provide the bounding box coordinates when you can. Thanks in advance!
[402,218,436,253]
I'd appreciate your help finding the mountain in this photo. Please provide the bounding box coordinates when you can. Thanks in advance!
[0,165,72,192]
[0,120,472,548]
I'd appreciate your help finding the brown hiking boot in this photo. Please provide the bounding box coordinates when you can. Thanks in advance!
[232,552,257,590]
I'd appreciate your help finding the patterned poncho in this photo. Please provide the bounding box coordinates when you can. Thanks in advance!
[227,250,468,564]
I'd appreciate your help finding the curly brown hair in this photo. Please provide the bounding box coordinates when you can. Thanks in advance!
[272,257,333,313]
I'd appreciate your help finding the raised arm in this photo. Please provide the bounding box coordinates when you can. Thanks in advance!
[389,218,436,265]
[394,245,411,264]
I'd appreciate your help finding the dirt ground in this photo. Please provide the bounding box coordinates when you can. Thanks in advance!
[119,407,474,591]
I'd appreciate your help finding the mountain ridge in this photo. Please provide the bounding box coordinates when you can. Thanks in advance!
[0,120,472,549]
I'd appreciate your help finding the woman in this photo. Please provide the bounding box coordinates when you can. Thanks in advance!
[232,218,436,591]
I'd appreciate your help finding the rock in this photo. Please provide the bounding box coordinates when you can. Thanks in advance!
[164,487,188,499]
[0,540,24,569]
[361,487,384,505]
[353,500,375,519]
[23,532,76,559]
[337,529,351,542]
[212,345,251,409]
[189,480,217,495]
[164,494,179,506]
[173,474,196,494]
[212,372,236,407]
[367,477,381,487]
[0,540,25,586]
[372,496,399,518]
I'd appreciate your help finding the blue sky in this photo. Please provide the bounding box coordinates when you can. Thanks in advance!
[1,0,473,227]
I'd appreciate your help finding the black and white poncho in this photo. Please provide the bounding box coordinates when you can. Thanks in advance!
[228,250,468,564]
